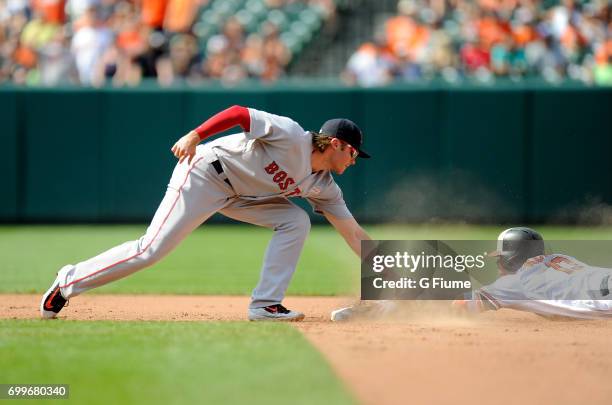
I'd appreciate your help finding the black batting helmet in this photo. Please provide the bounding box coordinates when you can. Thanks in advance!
[489,227,545,273]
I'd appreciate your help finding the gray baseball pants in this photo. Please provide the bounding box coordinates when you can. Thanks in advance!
[58,149,310,308]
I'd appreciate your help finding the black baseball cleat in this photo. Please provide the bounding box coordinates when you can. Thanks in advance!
[248,304,305,322]
[40,279,68,319]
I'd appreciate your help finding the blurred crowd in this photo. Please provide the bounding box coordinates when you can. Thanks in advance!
[0,0,334,86]
[344,0,612,86]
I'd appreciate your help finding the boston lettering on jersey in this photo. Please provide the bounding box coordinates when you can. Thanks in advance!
[264,161,301,196]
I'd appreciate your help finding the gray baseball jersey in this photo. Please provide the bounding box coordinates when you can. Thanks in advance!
[206,108,352,218]
[476,254,612,319]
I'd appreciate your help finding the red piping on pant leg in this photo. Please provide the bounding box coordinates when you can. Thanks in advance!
[59,158,205,289]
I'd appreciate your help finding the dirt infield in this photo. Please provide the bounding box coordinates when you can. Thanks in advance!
[3,294,348,322]
[4,294,612,405]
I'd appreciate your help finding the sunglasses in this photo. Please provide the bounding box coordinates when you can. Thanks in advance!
[340,141,359,159]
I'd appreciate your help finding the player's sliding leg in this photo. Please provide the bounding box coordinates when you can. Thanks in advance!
[220,199,310,321]
[41,158,232,318]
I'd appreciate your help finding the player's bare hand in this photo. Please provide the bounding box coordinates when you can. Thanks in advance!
[171,130,200,164]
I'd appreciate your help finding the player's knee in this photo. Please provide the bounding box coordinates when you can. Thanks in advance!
[136,238,166,267]
[289,210,311,235]
[138,250,162,267]
[275,210,310,236]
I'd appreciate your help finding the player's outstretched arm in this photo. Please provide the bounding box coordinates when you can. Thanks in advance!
[324,212,371,256]
[171,105,251,164]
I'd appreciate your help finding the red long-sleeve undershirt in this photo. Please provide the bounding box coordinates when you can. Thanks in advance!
[193,105,251,140]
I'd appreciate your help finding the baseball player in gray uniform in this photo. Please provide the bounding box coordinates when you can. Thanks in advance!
[41,105,371,321]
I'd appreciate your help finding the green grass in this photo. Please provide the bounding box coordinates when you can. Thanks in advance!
[0,225,356,295]
[1,224,612,295]
[0,320,355,405]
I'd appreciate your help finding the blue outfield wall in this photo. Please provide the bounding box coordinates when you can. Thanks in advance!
[1,85,610,223]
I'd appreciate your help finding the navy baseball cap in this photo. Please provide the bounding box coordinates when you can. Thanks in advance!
[319,118,371,159]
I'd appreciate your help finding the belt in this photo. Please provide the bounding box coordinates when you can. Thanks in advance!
[211,160,233,188]
[601,275,610,297]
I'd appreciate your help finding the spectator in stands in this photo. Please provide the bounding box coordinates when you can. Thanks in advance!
[242,33,265,77]
[163,0,199,33]
[33,0,67,25]
[428,30,456,76]
[346,0,610,85]
[223,16,245,54]
[593,37,612,85]
[67,0,100,21]
[0,6,25,82]
[343,39,394,87]
[140,0,168,30]
[1,0,336,86]
[594,54,611,85]
[3,0,608,86]
[103,1,152,86]
[260,21,290,81]
[3,0,28,18]
[39,27,77,85]
[460,38,491,73]
[13,6,62,84]
[20,6,60,55]
[70,5,112,85]
[168,33,199,78]
[392,45,422,82]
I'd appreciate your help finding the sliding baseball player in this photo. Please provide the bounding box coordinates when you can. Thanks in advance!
[332,227,612,321]
[41,105,372,321]
[454,227,612,319]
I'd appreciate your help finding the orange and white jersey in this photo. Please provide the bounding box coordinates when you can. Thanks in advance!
[475,254,612,319]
